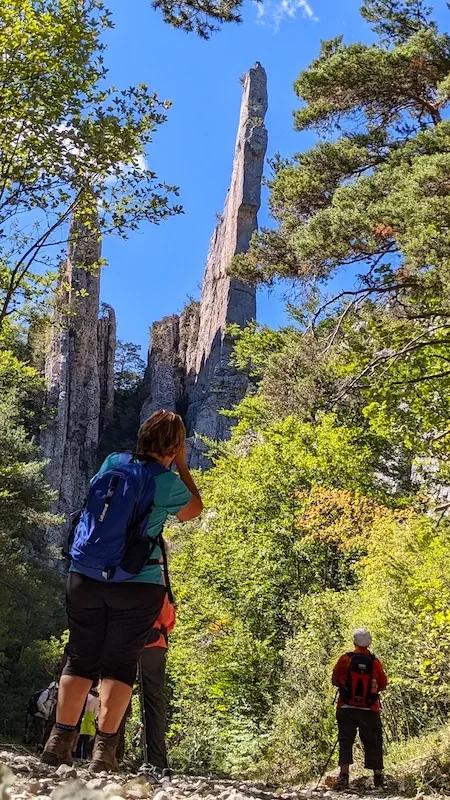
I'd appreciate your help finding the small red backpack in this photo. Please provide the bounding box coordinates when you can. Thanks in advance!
[340,651,378,708]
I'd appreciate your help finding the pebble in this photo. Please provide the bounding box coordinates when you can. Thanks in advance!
[125,777,152,797]
[86,779,108,791]
[55,765,77,780]
[152,792,171,800]
[103,783,126,797]
[14,765,31,775]
[50,779,104,799]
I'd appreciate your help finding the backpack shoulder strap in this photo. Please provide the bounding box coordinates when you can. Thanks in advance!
[126,459,168,541]
[159,533,174,604]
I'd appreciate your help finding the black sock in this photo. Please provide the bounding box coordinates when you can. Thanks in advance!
[97,729,117,738]
[55,722,77,732]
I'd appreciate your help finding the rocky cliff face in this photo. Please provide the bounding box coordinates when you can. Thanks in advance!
[41,215,116,541]
[141,64,268,466]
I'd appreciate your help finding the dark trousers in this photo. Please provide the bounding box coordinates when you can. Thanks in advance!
[140,647,168,769]
[76,734,93,759]
[25,715,45,747]
[63,573,166,687]
[337,708,384,771]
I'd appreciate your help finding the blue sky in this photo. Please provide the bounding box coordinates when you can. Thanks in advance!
[100,0,448,354]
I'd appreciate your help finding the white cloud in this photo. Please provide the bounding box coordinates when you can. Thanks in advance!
[105,152,149,186]
[133,153,148,172]
[255,0,317,31]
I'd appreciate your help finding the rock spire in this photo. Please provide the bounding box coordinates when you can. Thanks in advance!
[141,63,268,465]
[41,214,116,539]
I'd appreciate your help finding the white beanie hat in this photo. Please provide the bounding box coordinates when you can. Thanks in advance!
[353,628,372,648]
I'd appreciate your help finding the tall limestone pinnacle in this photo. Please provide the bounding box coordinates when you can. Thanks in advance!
[41,214,116,539]
[141,63,268,465]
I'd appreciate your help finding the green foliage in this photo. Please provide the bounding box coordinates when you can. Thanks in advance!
[0,0,181,329]
[266,591,352,783]
[231,0,450,306]
[166,416,390,774]
[386,724,450,794]
[166,0,450,780]
[0,325,65,736]
[352,512,450,741]
[361,0,436,44]
[151,0,244,39]
[115,341,146,394]
[98,339,147,460]
[229,0,450,494]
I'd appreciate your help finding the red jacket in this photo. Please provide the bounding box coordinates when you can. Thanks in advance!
[145,594,176,650]
[332,647,388,712]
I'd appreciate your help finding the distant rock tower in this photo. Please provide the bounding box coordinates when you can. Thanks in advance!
[141,63,268,466]
[41,214,116,539]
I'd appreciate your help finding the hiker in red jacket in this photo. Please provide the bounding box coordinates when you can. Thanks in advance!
[331,629,388,791]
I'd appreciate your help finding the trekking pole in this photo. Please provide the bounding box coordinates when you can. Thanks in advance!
[314,737,339,791]
[138,659,149,765]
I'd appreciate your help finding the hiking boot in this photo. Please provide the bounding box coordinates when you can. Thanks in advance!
[41,725,78,767]
[138,763,164,784]
[332,774,350,791]
[89,731,120,774]
[373,773,385,790]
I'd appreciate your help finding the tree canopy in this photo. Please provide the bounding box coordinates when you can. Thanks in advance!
[0,0,181,330]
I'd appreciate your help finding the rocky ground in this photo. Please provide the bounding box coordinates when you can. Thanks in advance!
[0,747,431,800]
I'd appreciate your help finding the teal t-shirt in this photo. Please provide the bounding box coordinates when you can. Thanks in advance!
[71,452,191,584]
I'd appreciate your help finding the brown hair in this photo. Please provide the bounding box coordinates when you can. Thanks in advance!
[137,409,186,460]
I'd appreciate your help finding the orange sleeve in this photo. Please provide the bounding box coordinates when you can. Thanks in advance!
[374,658,388,691]
[332,655,350,687]
[158,595,176,633]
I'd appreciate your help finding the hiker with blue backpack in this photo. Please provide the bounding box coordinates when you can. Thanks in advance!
[42,410,202,773]
[331,629,388,791]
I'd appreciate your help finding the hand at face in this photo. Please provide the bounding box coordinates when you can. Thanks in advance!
[173,443,187,469]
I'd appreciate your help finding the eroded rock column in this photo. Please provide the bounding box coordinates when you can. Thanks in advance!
[186,63,268,464]
[140,64,268,466]
[41,214,114,541]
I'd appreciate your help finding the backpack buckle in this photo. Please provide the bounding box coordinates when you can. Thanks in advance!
[102,567,116,581]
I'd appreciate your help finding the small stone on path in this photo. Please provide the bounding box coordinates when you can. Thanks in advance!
[86,778,108,791]
[152,791,170,800]
[103,783,126,797]
[55,764,77,780]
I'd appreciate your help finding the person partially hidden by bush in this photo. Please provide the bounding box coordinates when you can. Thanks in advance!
[24,681,58,748]
[116,591,175,780]
[42,410,202,773]
[331,629,388,791]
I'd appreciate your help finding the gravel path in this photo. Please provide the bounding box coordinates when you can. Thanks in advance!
[0,747,427,800]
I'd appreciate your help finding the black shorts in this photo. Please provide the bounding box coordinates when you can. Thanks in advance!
[336,707,383,771]
[63,572,166,687]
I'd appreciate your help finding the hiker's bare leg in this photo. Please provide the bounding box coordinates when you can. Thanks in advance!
[56,675,92,726]
[98,678,132,734]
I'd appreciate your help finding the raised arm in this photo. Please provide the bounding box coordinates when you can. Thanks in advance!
[174,446,203,522]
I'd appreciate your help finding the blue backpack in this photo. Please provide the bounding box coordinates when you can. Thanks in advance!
[69,454,167,583]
